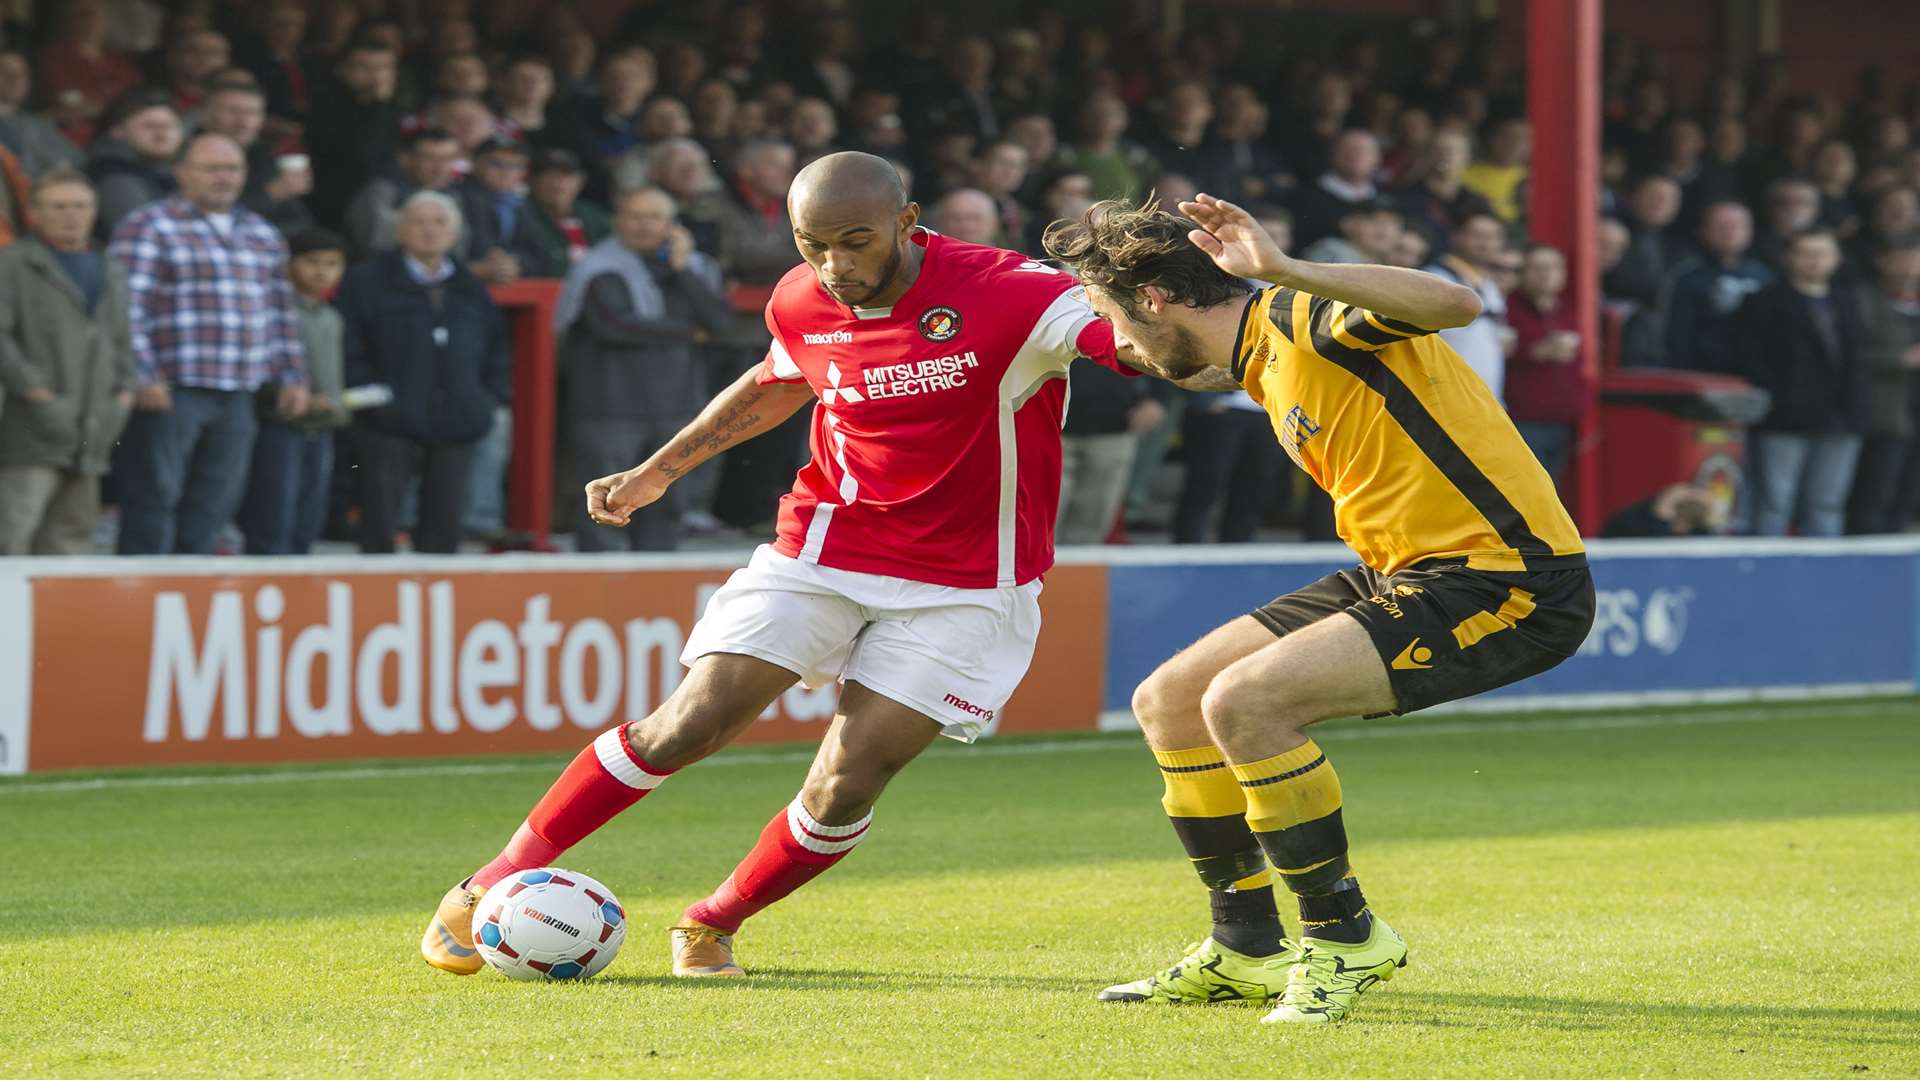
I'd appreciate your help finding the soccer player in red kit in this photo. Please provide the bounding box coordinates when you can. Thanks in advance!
[421,151,1135,977]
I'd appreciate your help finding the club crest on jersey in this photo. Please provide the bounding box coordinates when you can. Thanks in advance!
[918,306,962,342]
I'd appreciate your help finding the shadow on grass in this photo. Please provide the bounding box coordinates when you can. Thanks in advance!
[597,966,1091,994]
[1386,990,1919,1048]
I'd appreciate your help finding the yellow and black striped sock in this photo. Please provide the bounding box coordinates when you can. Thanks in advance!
[1232,740,1372,944]
[1155,746,1284,956]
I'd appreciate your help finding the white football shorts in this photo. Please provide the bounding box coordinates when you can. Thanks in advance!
[681,545,1044,742]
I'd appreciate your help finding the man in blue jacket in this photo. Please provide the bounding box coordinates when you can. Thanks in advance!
[337,190,510,554]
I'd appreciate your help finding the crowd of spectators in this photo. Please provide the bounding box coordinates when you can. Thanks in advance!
[0,0,1917,556]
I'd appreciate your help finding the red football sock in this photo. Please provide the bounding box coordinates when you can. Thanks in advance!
[471,727,672,890]
[685,795,873,933]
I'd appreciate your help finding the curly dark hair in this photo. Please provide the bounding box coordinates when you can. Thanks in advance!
[1042,197,1252,318]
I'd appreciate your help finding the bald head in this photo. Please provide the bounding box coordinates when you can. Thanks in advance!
[176,130,246,213]
[789,150,907,224]
[788,151,923,309]
[930,188,999,245]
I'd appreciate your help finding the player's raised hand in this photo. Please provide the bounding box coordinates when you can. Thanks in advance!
[1179,194,1291,283]
[586,466,670,526]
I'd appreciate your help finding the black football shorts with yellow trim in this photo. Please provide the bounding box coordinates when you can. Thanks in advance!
[1250,560,1596,714]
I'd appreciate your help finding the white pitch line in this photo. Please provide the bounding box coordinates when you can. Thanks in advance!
[0,699,1906,796]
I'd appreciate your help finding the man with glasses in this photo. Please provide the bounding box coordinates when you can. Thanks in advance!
[109,131,307,554]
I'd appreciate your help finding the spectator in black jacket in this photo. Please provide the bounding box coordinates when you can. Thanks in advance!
[85,90,181,239]
[343,127,463,258]
[1057,362,1163,545]
[495,55,561,150]
[1663,200,1774,373]
[198,82,312,236]
[1751,177,1822,271]
[1736,228,1869,537]
[555,187,732,552]
[338,191,509,554]
[235,0,315,129]
[1289,129,1382,250]
[1140,81,1233,199]
[1393,129,1492,257]
[1846,238,1920,534]
[908,35,1001,146]
[1173,388,1289,544]
[454,136,531,285]
[1605,173,1683,306]
[306,39,401,228]
[1211,84,1293,206]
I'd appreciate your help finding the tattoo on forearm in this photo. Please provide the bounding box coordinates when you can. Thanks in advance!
[657,390,767,479]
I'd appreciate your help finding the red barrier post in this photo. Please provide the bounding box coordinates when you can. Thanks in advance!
[490,279,562,550]
[487,280,771,552]
[1527,0,1603,534]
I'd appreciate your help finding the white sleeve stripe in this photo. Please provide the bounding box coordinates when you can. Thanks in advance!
[768,338,803,380]
[1024,286,1101,368]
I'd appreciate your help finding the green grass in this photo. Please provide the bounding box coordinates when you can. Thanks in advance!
[3,698,1918,1078]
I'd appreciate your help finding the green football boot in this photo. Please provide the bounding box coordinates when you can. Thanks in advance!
[1097,937,1297,1005]
[1261,916,1408,1024]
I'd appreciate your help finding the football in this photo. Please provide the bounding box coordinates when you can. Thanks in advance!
[471,868,626,981]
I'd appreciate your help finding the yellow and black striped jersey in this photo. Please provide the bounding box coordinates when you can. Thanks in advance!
[1232,284,1586,575]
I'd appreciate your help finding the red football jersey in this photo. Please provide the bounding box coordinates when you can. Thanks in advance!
[756,229,1125,588]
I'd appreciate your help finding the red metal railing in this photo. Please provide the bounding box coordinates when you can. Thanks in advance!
[491,280,775,550]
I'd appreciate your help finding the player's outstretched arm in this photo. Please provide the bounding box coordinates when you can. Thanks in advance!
[1180,194,1482,330]
[586,367,813,526]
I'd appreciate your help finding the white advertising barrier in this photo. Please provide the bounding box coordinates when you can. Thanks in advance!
[0,567,28,775]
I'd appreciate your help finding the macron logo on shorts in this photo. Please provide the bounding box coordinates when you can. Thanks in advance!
[943,693,995,721]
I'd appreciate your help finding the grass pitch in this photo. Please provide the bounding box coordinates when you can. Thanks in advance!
[3,698,1918,1078]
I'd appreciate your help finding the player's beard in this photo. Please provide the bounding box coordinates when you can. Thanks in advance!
[1130,321,1212,381]
[830,230,909,308]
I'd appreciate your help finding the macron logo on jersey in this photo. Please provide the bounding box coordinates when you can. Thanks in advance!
[802,330,854,345]
[1013,260,1060,275]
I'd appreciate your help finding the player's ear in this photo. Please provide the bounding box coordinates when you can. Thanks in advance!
[1140,285,1170,314]
[898,201,921,232]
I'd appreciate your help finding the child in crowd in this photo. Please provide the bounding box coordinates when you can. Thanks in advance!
[237,228,349,554]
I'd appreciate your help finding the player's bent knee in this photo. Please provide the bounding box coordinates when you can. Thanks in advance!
[1196,676,1245,737]
[623,708,736,771]
[800,770,886,826]
[1131,664,1205,740]
[1198,671,1303,748]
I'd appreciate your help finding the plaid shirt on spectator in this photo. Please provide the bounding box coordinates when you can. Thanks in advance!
[110,196,306,390]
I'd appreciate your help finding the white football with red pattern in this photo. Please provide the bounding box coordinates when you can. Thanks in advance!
[470,867,626,981]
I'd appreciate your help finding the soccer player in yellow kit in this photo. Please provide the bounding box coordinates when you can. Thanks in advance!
[1047,196,1594,1024]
